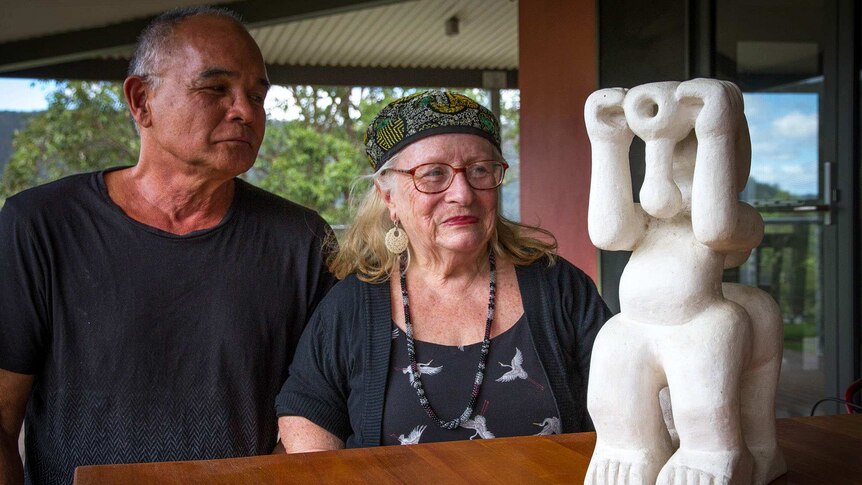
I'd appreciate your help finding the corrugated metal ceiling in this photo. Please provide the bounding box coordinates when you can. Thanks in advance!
[251,0,517,70]
[0,0,225,43]
[0,0,518,77]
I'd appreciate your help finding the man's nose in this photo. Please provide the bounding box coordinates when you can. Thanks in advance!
[227,93,256,123]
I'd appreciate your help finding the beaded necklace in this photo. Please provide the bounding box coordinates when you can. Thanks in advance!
[399,251,496,429]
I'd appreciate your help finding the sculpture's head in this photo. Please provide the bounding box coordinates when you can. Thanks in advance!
[624,81,689,218]
[621,79,751,219]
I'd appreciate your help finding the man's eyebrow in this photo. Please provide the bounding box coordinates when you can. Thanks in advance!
[196,68,271,90]
[198,68,236,79]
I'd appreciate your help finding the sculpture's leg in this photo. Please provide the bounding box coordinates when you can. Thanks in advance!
[586,315,672,485]
[659,386,679,449]
[724,283,787,485]
[658,303,754,485]
[739,357,785,485]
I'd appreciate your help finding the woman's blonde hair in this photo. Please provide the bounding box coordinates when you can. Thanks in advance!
[327,152,558,282]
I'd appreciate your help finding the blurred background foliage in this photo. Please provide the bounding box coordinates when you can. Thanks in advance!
[0,82,138,198]
[0,81,520,226]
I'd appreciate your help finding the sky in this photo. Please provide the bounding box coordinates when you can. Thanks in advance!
[0,78,55,111]
[0,78,298,119]
[0,78,820,200]
[743,92,819,199]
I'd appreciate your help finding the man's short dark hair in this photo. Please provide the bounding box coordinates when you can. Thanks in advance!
[128,6,244,85]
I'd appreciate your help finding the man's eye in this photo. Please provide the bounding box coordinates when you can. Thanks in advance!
[204,85,227,93]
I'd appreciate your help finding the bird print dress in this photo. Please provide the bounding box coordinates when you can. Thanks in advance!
[381,314,561,445]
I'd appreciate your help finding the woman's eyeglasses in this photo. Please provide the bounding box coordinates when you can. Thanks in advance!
[386,160,508,194]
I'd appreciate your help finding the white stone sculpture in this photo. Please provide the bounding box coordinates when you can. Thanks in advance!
[583,79,786,485]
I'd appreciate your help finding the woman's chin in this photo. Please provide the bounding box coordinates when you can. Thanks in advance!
[434,235,491,257]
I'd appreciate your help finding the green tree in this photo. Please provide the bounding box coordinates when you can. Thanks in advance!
[283,86,355,133]
[248,86,412,225]
[1,83,521,225]
[0,81,138,201]
[250,120,367,224]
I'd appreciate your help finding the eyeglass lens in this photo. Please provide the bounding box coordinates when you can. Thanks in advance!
[413,161,505,193]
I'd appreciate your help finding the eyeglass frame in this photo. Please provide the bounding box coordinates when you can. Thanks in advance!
[384,159,509,194]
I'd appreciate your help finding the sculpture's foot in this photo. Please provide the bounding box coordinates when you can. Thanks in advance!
[749,444,786,485]
[656,448,752,485]
[585,445,664,485]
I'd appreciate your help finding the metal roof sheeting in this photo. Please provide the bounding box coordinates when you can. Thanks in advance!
[250,0,517,70]
[0,0,226,43]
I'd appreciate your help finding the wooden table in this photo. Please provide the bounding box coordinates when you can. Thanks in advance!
[74,414,862,484]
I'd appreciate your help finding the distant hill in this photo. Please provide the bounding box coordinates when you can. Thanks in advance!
[0,111,36,177]
[743,176,816,203]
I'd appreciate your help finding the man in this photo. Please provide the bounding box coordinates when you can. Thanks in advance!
[0,8,336,485]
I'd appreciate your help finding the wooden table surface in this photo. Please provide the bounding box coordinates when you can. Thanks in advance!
[74,414,862,484]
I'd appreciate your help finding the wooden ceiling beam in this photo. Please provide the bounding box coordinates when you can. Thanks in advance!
[0,59,518,89]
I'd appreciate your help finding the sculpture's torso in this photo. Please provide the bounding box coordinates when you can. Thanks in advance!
[619,214,726,324]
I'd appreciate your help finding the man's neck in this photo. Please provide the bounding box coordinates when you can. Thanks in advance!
[104,164,237,235]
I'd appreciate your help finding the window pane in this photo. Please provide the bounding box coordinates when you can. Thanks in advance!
[716,0,827,417]
[731,214,823,417]
[742,92,819,202]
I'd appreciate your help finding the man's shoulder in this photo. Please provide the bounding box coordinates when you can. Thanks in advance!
[235,179,326,225]
[2,171,99,218]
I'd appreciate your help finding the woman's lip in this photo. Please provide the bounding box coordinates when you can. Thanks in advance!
[444,216,478,225]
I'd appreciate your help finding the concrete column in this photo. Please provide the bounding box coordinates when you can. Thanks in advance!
[519,0,599,280]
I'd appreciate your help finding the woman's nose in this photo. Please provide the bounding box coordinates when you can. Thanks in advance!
[445,170,475,202]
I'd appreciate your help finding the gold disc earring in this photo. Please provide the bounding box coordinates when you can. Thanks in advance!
[385,220,409,254]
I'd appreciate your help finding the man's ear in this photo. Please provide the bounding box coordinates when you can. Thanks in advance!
[124,76,152,128]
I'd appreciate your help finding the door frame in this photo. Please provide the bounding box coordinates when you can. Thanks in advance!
[688,0,859,406]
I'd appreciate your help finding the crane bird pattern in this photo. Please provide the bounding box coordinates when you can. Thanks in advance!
[401,360,443,385]
[398,425,428,445]
[386,320,560,446]
[496,348,545,390]
[461,415,495,440]
[533,417,562,436]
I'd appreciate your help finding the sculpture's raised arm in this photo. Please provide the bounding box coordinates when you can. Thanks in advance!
[584,88,646,250]
[676,79,764,253]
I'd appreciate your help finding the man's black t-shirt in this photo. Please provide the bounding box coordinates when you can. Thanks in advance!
[0,169,336,485]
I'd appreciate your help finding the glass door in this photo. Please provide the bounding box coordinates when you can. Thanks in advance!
[713,0,836,416]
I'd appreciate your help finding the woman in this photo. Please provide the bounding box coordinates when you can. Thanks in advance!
[276,90,609,451]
